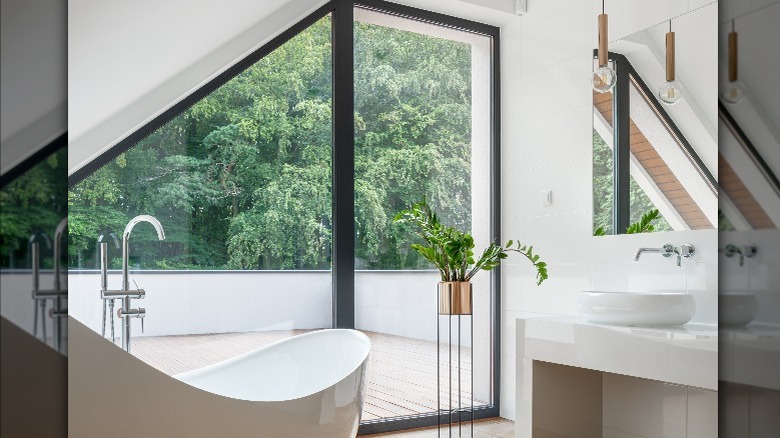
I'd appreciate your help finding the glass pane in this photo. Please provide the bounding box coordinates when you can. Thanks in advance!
[627,76,711,231]
[354,7,493,422]
[1,144,68,352]
[592,91,614,236]
[67,15,333,368]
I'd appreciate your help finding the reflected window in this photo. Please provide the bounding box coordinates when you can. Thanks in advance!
[592,53,717,235]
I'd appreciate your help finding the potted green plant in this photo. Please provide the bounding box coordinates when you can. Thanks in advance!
[394,199,548,315]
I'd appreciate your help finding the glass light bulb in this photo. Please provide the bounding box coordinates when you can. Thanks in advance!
[719,81,746,104]
[592,66,617,93]
[658,80,685,105]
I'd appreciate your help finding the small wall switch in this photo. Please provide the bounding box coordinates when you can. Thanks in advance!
[515,0,527,15]
[542,190,552,206]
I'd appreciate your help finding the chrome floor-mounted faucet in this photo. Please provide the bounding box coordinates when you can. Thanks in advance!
[100,215,165,353]
[31,218,68,352]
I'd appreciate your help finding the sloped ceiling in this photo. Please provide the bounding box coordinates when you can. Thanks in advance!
[67,0,513,175]
[67,0,324,174]
[1,0,66,176]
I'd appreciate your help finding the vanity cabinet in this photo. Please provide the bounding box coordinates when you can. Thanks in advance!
[516,317,717,438]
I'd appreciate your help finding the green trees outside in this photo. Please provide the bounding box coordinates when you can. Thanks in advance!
[592,128,672,235]
[67,17,475,271]
[1,147,68,269]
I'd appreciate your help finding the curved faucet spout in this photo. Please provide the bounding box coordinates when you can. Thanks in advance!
[122,215,165,291]
[124,215,165,241]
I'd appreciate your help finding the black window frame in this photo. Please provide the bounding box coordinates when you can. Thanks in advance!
[67,0,501,433]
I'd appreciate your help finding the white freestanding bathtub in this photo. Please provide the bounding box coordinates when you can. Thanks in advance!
[175,329,371,437]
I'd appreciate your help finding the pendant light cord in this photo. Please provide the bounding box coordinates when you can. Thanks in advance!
[602,0,605,14]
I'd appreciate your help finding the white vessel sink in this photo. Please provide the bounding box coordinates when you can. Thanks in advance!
[577,291,695,327]
[719,292,758,326]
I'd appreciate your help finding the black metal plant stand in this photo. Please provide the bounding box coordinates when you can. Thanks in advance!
[437,284,474,437]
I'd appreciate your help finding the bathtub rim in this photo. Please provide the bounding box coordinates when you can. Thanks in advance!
[173,328,371,402]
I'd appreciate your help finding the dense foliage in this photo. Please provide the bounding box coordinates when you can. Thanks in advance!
[1,147,67,269]
[67,17,475,271]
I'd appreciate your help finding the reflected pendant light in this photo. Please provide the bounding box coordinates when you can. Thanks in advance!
[658,20,685,105]
[720,20,746,104]
[593,0,616,93]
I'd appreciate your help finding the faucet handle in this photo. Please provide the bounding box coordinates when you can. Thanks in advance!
[132,279,146,299]
[677,244,695,258]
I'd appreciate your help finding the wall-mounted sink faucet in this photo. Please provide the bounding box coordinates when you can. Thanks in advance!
[634,243,694,266]
[721,244,757,266]
[634,244,675,261]
[100,215,164,353]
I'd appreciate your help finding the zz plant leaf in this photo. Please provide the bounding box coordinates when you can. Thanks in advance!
[394,199,548,286]
[625,208,660,234]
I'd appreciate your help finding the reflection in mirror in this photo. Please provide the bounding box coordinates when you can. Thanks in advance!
[0,137,68,354]
[592,3,718,235]
[717,1,780,432]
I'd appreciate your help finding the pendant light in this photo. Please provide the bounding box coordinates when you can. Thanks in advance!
[720,20,745,104]
[592,0,616,93]
[658,20,685,105]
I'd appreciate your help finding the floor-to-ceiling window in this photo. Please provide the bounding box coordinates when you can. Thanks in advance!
[353,3,496,429]
[68,13,334,351]
[67,1,499,433]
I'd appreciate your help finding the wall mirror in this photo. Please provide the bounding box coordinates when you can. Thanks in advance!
[717,1,780,232]
[592,3,718,235]
[0,138,68,354]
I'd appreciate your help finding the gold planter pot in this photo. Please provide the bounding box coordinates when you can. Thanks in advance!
[438,281,472,315]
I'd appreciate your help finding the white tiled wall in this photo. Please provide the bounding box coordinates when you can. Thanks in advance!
[719,229,780,325]
[499,0,719,419]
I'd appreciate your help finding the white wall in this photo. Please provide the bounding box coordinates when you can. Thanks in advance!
[0,0,66,175]
[68,270,483,343]
[0,272,59,342]
[498,0,719,420]
[68,271,332,337]
[67,0,327,174]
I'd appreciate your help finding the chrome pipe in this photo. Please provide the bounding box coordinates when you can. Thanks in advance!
[109,300,116,344]
[53,218,67,352]
[53,218,66,292]
[32,243,40,338]
[122,295,131,353]
[32,290,68,299]
[633,244,674,261]
[32,242,40,292]
[102,289,144,299]
[101,242,108,338]
[100,242,108,291]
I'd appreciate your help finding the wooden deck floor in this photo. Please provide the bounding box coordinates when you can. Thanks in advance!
[130,329,488,421]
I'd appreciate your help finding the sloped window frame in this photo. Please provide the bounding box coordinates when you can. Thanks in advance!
[66,0,501,434]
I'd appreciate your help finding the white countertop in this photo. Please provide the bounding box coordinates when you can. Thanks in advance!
[719,323,780,390]
[517,316,718,390]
